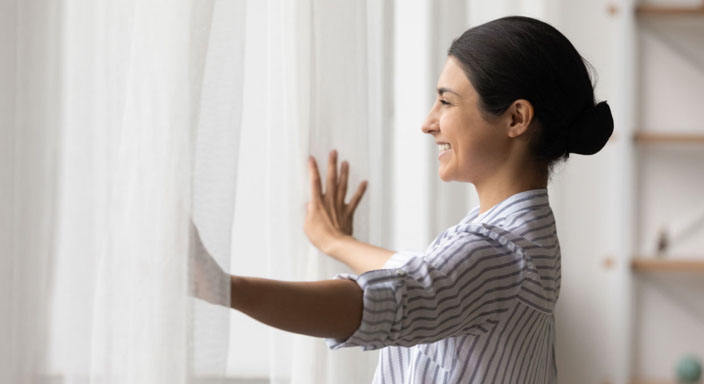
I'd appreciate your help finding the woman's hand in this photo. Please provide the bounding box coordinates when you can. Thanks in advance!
[304,149,367,254]
[188,219,231,307]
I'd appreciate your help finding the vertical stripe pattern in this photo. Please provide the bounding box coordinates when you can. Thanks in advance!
[325,189,560,383]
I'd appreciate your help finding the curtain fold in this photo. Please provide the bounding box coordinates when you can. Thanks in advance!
[0,1,61,382]
[2,1,244,383]
[89,1,196,381]
[189,0,245,379]
[237,0,393,382]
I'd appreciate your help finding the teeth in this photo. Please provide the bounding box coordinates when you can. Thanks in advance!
[437,143,451,152]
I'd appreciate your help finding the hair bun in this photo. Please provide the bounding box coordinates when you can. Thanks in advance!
[567,101,614,155]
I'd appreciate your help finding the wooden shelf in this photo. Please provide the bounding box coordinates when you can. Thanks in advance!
[636,4,704,16]
[631,257,704,272]
[633,131,704,143]
[628,379,676,384]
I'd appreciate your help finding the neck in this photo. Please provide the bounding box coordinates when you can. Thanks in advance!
[475,162,547,215]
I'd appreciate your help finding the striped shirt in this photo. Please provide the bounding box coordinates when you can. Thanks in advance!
[325,188,561,383]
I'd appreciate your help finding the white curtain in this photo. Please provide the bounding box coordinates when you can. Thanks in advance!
[2,0,244,383]
[230,0,393,382]
[2,0,396,382]
[465,0,558,26]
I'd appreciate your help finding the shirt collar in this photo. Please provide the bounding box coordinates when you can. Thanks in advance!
[463,188,549,226]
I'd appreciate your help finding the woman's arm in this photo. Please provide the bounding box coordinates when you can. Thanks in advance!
[230,274,363,340]
[227,151,392,340]
[324,234,395,275]
[227,235,392,340]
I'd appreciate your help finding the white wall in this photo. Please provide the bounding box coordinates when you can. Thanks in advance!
[551,1,629,382]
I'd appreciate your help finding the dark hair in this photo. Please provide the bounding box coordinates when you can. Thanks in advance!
[447,16,614,176]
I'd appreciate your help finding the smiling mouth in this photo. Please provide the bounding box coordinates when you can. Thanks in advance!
[437,143,451,159]
[437,143,451,152]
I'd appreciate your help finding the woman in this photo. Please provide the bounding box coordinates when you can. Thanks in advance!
[196,15,613,383]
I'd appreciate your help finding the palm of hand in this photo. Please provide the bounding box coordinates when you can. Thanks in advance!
[304,150,367,251]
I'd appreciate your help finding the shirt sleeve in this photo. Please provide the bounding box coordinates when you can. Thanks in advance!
[325,230,526,351]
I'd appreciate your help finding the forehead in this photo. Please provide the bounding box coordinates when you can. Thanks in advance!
[437,56,472,97]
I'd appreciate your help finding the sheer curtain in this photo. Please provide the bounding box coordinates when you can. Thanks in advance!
[230,0,393,382]
[2,0,244,382]
[2,0,397,382]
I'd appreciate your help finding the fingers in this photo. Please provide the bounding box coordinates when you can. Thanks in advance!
[308,156,323,204]
[310,150,365,220]
[337,160,349,208]
[325,149,338,201]
[345,180,368,217]
[325,150,339,225]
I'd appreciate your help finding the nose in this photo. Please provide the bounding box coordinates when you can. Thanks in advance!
[421,106,439,135]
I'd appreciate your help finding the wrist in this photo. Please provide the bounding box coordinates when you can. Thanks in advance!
[323,233,354,259]
[230,274,245,310]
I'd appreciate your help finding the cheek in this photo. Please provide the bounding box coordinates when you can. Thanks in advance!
[440,111,502,161]
[460,117,504,163]
[439,112,465,140]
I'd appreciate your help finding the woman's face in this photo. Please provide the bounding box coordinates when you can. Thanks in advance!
[421,56,510,184]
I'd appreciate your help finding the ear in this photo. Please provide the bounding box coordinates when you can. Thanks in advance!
[506,99,534,138]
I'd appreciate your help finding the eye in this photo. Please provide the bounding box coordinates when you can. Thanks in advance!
[439,99,450,106]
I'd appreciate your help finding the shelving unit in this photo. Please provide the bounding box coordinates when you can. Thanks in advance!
[631,258,704,272]
[633,132,704,143]
[628,1,704,383]
[635,5,704,16]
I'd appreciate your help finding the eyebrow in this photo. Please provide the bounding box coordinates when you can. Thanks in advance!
[437,87,460,97]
